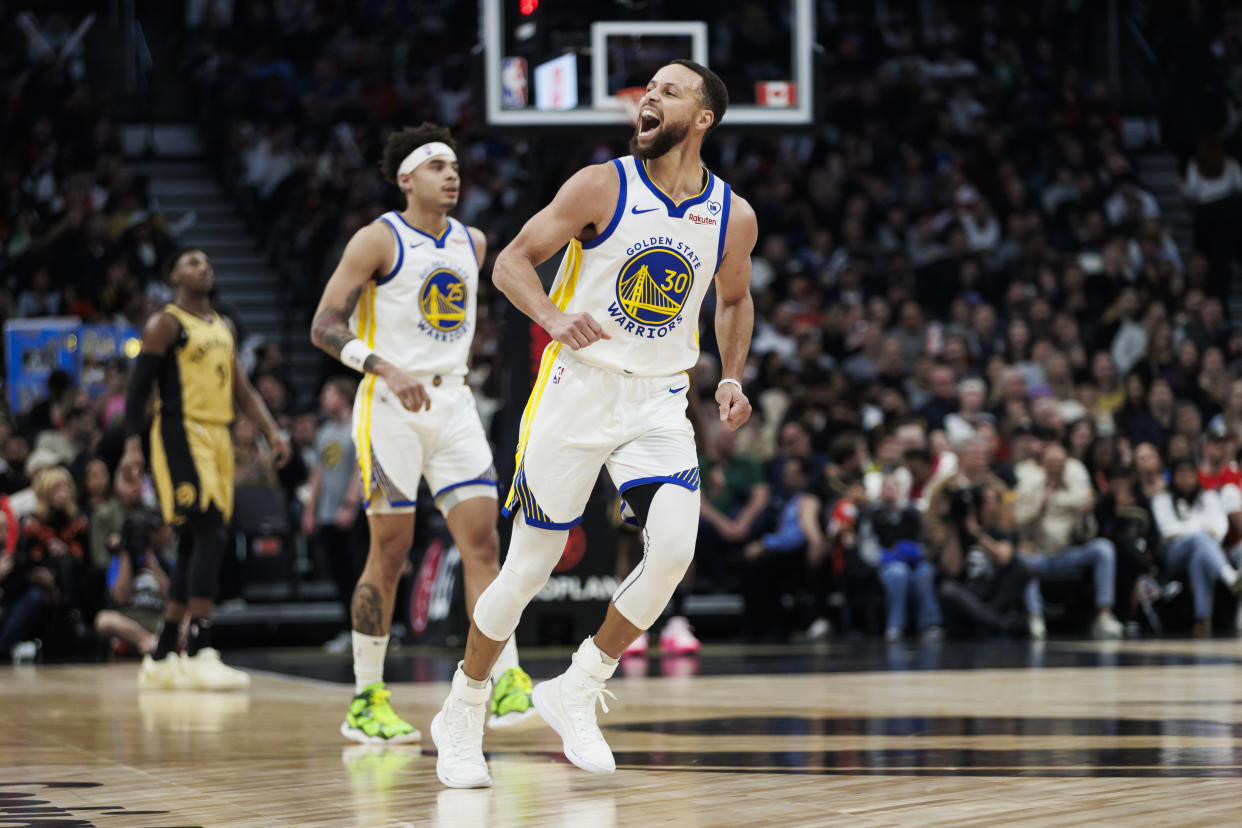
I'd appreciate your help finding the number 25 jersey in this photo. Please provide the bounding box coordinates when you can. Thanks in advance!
[351,212,479,378]
[550,155,732,377]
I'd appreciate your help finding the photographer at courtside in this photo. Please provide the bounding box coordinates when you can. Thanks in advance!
[927,438,1031,636]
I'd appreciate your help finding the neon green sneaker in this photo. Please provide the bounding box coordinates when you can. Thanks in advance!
[340,682,421,744]
[487,666,536,729]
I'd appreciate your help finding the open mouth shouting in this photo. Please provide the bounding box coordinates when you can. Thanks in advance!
[638,106,662,139]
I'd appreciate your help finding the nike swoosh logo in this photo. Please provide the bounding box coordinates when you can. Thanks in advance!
[631,205,660,215]
[409,242,425,249]
[669,385,687,394]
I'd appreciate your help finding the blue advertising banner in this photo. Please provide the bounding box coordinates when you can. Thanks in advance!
[4,318,141,417]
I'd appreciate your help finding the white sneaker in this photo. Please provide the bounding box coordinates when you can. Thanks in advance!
[1028,615,1047,641]
[532,638,618,774]
[178,649,250,690]
[430,664,492,788]
[138,653,184,690]
[803,617,831,641]
[11,640,39,665]
[322,630,352,654]
[1092,610,1124,640]
[623,631,648,657]
[658,616,700,655]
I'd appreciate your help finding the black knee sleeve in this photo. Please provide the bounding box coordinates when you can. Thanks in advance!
[186,507,227,601]
[621,482,662,528]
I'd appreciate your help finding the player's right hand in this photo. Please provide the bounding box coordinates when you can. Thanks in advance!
[383,366,431,412]
[547,311,610,350]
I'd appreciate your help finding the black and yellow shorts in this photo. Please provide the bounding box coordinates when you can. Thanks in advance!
[150,414,234,524]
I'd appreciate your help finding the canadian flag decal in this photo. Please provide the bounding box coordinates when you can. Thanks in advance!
[756,81,797,107]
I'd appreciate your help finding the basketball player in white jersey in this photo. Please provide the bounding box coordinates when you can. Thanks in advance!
[433,60,756,787]
[310,123,532,744]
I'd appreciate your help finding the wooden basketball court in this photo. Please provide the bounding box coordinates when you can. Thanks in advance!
[4,639,1242,826]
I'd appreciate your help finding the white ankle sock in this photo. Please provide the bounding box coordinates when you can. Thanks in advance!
[1220,563,1239,587]
[453,663,491,703]
[352,631,388,694]
[491,636,520,681]
[572,637,619,682]
[594,637,619,666]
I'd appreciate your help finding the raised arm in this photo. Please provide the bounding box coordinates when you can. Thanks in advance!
[713,192,758,430]
[120,311,181,473]
[310,223,430,412]
[492,163,617,350]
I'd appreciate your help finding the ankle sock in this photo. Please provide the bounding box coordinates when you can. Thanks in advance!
[352,631,388,693]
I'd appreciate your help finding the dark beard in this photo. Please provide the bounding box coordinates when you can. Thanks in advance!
[629,119,689,160]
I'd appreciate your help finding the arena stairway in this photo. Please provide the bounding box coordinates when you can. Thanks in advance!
[120,126,340,643]
[1138,150,1242,317]
[1138,151,1193,253]
[122,125,319,398]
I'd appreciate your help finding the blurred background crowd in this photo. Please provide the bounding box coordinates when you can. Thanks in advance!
[5,0,1242,662]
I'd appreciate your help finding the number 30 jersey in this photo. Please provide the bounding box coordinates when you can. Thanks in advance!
[550,155,732,377]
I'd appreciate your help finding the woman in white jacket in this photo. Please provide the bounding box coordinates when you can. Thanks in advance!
[1151,459,1242,635]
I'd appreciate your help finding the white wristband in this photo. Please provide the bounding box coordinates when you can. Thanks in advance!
[717,378,742,392]
[340,339,374,373]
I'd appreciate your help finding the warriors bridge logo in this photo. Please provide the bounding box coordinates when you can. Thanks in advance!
[609,243,696,338]
[418,268,468,340]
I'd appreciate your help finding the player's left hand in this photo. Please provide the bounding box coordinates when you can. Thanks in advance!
[715,382,751,431]
[269,431,292,469]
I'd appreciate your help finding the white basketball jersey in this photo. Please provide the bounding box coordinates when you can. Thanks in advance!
[351,211,478,377]
[549,155,732,376]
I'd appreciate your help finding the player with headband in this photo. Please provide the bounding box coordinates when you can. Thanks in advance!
[311,123,533,744]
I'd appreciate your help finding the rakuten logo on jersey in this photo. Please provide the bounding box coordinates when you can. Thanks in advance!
[687,213,717,226]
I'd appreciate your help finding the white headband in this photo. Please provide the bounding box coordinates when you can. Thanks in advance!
[397,141,457,177]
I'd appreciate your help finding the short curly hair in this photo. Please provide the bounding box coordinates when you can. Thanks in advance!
[380,123,457,184]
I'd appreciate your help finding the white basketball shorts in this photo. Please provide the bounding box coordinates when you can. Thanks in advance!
[352,373,498,514]
[502,346,701,529]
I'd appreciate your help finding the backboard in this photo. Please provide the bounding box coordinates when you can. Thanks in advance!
[482,0,814,128]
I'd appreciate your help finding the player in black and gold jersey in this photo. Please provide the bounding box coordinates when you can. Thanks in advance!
[122,248,290,690]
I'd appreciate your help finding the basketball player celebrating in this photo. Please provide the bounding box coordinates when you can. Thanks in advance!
[433,60,756,787]
[126,248,291,690]
[310,123,533,744]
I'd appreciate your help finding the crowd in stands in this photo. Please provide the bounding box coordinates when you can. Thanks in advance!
[9,1,1242,660]
[0,7,184,329]
[691,1,1242,642]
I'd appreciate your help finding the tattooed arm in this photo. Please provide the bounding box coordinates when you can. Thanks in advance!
[310,222,431,411]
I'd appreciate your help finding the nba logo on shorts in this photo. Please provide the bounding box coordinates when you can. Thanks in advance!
[552,365,565,384]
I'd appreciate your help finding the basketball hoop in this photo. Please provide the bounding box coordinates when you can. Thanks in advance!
[616,86,646,124]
